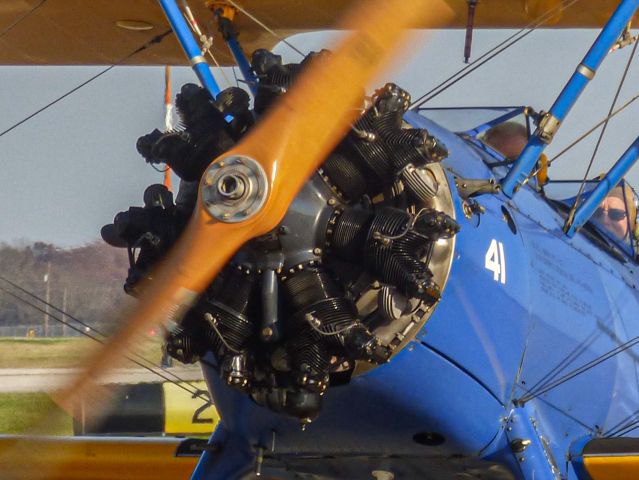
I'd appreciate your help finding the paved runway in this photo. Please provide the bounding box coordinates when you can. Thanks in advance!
[0,366,204,392]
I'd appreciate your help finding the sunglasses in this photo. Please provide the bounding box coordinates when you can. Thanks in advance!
[594,207,627,222]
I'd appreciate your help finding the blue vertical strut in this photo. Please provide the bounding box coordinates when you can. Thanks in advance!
[216,14,259,96]
[501,0,639,198]
[158,0,222,98]
[566,135,639,237]
[226,35,258,96]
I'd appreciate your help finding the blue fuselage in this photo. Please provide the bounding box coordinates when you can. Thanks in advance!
[195,110,639,480]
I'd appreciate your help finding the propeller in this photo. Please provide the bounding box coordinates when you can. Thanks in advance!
[51,0,453,416]
[0,3,453,475]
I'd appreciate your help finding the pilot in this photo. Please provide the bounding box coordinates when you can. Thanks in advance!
[483,121,528,160]
[594,184,637,241]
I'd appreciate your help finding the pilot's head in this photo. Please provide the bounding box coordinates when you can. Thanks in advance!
[483,122,528,160]
[595,184,637,240]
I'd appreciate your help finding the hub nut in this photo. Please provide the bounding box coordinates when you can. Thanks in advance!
[202,155,268,223]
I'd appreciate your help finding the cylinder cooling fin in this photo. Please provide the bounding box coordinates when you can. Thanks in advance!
[102,50,459,424]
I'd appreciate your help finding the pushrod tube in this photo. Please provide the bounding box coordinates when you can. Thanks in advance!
[565,135,639,237]
[501,0,639,198]
[158,0,222,98]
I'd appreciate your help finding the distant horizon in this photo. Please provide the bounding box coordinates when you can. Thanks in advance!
[0,237,104,249]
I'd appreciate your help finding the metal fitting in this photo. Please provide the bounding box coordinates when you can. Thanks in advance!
[576,63,595,80]
[535,112,561,144]
[202,155,268,223]
[190,55,207,66]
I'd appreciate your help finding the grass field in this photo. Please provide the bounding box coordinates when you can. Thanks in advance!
[0,336,164,368]
[0,392,72,434]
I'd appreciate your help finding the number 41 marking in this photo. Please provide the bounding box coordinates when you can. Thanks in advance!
[485,239,506,284]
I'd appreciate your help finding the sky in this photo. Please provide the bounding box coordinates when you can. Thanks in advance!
[2,28,639,247]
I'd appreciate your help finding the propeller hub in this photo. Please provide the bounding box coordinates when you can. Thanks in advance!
[202,155,268,223]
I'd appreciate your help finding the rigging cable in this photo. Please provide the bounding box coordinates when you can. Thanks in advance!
[564,37,639,229]
[410,0,581,109]
[604,407,639,437]
[0,271,213,383]
[523,327,601,399]
[0,29,172,140]
[522,89,639,184]
[224,0,306,58]
[0,0,47,40]
[514,383,596,432]
[518,332,639,403]
[0,275,213,403]
[547,91,639,166]
[610,421,639,437]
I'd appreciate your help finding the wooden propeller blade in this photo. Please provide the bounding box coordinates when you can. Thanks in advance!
[52,0,454,416]
[0,2,456,475]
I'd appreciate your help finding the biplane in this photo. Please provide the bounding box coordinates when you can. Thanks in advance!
[2,1,639,479]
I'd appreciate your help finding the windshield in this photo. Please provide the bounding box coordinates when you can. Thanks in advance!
[548,180,638,258]
[414,106,529,134]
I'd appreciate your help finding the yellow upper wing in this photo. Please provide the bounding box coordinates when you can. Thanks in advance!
[0,0,633,66]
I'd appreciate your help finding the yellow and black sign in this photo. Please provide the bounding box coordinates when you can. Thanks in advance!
[74,382,219,436]
[163,381,219,435]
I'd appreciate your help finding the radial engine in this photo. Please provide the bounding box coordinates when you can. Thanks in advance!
[102,50,460,423]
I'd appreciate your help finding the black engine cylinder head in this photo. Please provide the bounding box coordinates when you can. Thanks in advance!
[136,84,236,182]
[252,50,332,116]
[204,265,258,356]
[164,305,213,364]
[328,208,373,260]
[251,49,283,77]
[164,325,206,364]
[329,206,445,305]
[365,208,441,303]
[213,87,254,138]
[283,266,345,313]
[320,152,370,201]
[320,83,447,201]
[374,82,411,117]
[101,187,182,296]
[286,326,330,392]
[281,266,356,388]
[281,265,388,389]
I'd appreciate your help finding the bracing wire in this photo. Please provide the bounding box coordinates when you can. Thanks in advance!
[224,0,306,58]
[519,333,639,403]
[410,0,581,108]
[0,29,171,140]
[514,382,596,432]
[0,275,212,404]
[604,407,639,437]
[523,328,601,398]
[546,91,639,166]
[564,38,639,228]
[0,0,47,40]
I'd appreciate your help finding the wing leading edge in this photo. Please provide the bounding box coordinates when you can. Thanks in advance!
[0,0,634,66]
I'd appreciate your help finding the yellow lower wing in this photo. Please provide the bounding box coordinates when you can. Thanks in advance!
[577,438,639,480]
[0,436,200,480]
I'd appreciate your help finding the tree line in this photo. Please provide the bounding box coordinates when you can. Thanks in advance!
[0,241,132,332]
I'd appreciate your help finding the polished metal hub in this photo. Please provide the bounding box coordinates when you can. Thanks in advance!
[202,155,268,223]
